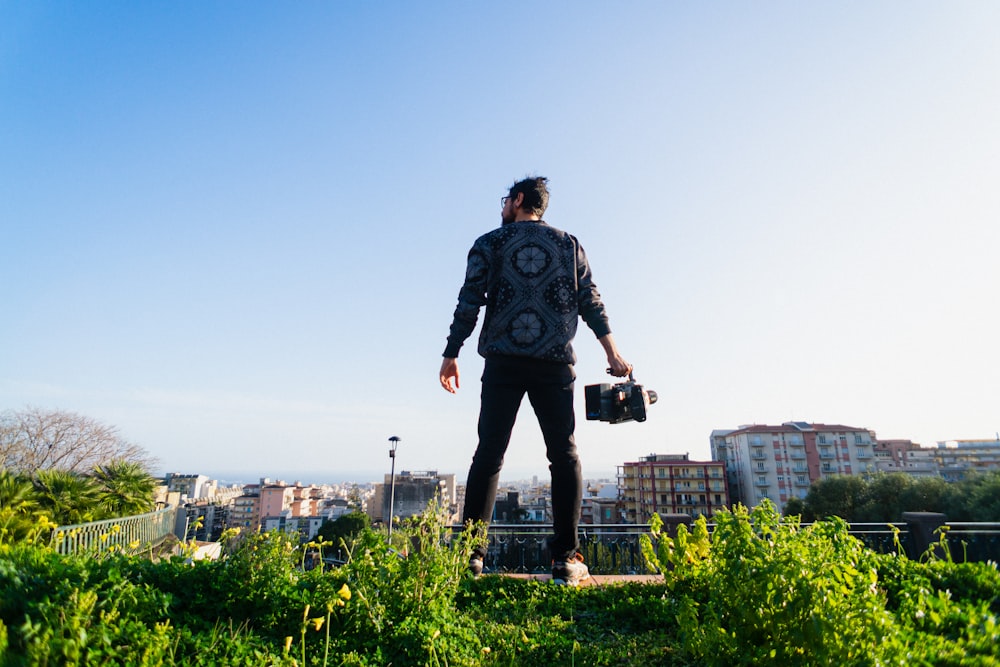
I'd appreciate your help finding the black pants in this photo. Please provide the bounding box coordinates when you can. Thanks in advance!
[462,356,581,562]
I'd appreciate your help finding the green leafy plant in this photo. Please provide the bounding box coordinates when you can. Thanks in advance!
[1,502,998,666]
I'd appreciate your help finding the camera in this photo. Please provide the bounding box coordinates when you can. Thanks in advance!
[585,372,658,424]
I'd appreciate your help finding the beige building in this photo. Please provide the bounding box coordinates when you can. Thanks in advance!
[935,438,1000,482]
[618,453,729,524]
[874,439,938,477]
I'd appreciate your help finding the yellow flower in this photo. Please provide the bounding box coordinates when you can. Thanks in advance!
[337,583,352,601]
[311,617,324,631]
[111,524,122,534]
[100,533,110,542]
[128,540,141,550]
[283,636,293,654]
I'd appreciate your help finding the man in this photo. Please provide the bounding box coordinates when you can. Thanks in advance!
[439,176,631,585]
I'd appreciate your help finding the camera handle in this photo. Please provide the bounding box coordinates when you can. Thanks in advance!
[606,368,636,382]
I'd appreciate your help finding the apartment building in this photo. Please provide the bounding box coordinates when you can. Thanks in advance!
[371,470,458,525]
[713,422,876,513]
[230,490,261,530]
[261,515,327,542]
[582,497,620,524]
[164,473,211,500]
[618,453,729,524]
[935,439,1000,482]
[874,439,938,477]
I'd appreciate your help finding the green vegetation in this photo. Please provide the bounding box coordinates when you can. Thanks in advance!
[1,501,998,666]
[784,470,1000,522]
[1,465,156,543]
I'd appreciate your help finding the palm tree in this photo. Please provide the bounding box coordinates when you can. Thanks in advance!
[33,469,102,525]
[92,459,156,517]
[0,469,39,541]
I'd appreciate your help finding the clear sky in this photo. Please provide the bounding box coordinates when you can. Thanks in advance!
[2,2,998,484]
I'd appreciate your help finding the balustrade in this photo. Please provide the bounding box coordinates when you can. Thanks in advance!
[51,505,178,556]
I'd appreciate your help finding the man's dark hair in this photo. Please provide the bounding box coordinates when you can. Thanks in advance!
[508,176,550,217]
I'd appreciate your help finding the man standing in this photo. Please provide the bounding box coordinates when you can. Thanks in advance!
[439,176,631,585]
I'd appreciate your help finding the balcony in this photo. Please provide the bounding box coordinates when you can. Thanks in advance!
[754,479,771,487]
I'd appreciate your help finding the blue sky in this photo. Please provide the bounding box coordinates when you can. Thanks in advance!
[3,2,998,483]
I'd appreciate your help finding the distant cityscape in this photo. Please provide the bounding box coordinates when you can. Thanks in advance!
[159,421,1000,545]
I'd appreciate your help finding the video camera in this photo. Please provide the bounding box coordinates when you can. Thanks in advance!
[585,371,658,424]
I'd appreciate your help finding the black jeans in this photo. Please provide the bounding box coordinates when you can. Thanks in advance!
[462,356,581,562]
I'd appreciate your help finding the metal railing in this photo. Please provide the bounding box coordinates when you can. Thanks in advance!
[471,521,1000,575]
[50,505,178,556]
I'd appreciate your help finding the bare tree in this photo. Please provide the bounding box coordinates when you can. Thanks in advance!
[0,407,155,475]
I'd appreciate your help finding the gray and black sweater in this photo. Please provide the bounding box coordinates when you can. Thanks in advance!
[443,220,612,365]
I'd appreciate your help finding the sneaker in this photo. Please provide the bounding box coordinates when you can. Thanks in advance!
[468,556,484,577]
[551,553,590,586]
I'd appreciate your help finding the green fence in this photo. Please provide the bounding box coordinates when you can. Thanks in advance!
[50,505,178,556]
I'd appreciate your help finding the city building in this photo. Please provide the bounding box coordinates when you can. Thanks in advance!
[176,500,230,542]
[371,470,458,525]
[935,438,1000,482]
[260,484,295,519]
[261,515,327,542]
[618,453,729,524]
[493,491,526,523]
[230,486,261,530]
[164,473,212,500]
[713,422,876,513]
[874,439,938,477]
[582,496,620,524]
[582,481,620,525]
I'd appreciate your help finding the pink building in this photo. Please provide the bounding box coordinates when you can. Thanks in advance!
[260,485,295,518]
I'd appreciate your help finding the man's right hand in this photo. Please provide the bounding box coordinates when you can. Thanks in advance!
[439,357,460,393]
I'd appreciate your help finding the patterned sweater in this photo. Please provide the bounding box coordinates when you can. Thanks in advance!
[443,220,611,364]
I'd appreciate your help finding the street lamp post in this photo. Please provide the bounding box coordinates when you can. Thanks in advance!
[387,436,401,537]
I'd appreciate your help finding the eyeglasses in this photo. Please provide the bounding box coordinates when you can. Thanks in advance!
[501,195,510,207]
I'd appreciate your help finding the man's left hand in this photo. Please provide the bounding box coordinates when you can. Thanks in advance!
[440,358,460,393]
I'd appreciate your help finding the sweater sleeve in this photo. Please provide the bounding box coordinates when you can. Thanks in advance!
[443,244,489,358]
[575,239,612,339]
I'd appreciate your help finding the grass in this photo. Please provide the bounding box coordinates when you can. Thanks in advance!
[0,501,998,666]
